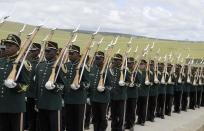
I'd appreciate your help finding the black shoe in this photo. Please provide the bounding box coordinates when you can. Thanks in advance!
[129,127,134,131]
[173,110,180,113]
[150,119,155,122]
[156,113,160,117]
[84,126,90,130]
[166,112,171,116]
[136,121,141,125]
[183,109,187,112]
[189,107,195,110]
[124,124,130,129]
[161,115,165,119]
[182,107,187,111]
[140,123,145,126]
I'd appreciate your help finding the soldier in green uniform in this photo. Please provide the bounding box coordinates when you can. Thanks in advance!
[196,66,203,108]
[136,59,150,126]
[201,69,204,107]
[59,45,89,131]
[147,60,158,122]
[0,34,26,131]
[181,65,190,111]
[156,63,166,119]
[35,41,63,131]
[165,63,174,116]
[89,51,110,131]
[106,53,127,131]
[84,55,92,130]
[189,67,197,110]
[0,43,6,58]
[24,43,41,131]
[173,64,183,113]
[124,57,138,130]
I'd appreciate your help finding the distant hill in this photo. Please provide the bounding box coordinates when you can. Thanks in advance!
[0,20,204,61]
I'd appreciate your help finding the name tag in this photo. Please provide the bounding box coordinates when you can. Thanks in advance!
[89,73,95,76]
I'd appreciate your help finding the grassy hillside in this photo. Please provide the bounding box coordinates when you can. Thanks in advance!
[0,21,203,63]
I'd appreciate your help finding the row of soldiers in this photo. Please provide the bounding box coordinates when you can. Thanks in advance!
[0,33,204,131]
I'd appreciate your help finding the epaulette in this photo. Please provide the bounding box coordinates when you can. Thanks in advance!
[24,60,32,72]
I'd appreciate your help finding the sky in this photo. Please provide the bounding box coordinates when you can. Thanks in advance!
[0,0,204,41]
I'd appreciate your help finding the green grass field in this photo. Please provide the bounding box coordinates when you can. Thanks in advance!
[0,21,203,63]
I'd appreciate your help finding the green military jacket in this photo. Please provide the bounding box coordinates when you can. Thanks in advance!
[35,61,62,110]
[157,71,166,94]
[135,69,150,97]
[166,73,174,95]
[60,61,88,104]
[107,67,127,100]
[25,58,39,98]
[182,76,190,93]
[173,74,183,92]
[189,76,197,92]
[89,65,110,103]
[0,57,26,113]
[197,85,203,92]
[149,68,158,96]
[125,68,138,98]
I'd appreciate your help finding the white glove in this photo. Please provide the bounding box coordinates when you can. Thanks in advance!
[119,80,126,86]
[62,99,65,107]
[70,83,80,90]
[45,81,56,90]
[4,79,17,88]
[145,81,151,85]
[97,86,105,92]
[87,98,91,105]
[34,105,39,112]
[25,97,27,102]
[129,83,134,87]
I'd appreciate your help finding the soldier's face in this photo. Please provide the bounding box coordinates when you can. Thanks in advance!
[28,49,40,59]
[45,49,57,61]
[5,43,19,57]
[95,56,104,65]
[150,64,154,68]
[112,59,122,67]
[127,62,134,69]
[139,62,146,69]
[69,51,80,62]
[167,66,171,72]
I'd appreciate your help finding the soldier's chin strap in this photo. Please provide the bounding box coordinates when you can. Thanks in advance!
[7,51,19,61]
